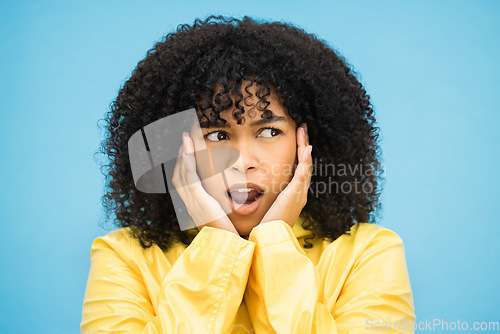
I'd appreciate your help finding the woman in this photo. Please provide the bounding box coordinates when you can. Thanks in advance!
[82,15,415,333]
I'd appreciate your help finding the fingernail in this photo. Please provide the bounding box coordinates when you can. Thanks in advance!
[301,127,306,137]
[303,123,308,133]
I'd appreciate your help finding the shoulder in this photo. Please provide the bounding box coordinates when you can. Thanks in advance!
[89,228,141,266]
[347,223,405,248]
[319,223,407,265]
[317,223,412,293]
[345,223,406,259]
[320,224,415,324]
[89,227,207,269]
[337,223,409,273]
[91,227,136,249]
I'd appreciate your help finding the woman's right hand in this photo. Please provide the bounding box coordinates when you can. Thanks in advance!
[172,132,239,235]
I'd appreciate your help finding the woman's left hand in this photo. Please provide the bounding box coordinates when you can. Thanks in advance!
[259,123,313,228]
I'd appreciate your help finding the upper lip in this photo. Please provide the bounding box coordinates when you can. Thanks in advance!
[227,183,264,194]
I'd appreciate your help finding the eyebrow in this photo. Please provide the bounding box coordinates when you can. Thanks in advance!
[199,121,230,129]
[249,115,286,126]
[199,115,286,129]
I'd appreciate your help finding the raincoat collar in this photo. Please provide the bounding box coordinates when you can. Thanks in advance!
[292,215,313,239]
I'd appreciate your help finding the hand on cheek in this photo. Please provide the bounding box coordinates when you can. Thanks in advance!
[259,123,313,228]
[172,132,239,235]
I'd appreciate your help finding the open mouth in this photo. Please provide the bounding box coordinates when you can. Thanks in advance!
[228,188,264,205]
[226,183,264,215]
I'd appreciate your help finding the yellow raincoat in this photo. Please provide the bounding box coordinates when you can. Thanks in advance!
[81,219,415,333]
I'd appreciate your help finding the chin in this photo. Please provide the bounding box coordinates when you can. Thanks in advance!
[235,224,258,237]
[229,196,277,236]
[229,215,261,237]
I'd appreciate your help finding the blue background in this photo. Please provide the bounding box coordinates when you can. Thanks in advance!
[1,0,498,332]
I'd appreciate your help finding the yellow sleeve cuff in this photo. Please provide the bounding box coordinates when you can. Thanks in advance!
[192,226,255,262]
[248,220,306,255]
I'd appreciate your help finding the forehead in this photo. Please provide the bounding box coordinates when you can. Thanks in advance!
[198,80,290,126]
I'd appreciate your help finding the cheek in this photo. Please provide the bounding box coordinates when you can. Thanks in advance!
[266,137,297,180]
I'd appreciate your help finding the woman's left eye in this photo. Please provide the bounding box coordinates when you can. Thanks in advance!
[259,128,282,138]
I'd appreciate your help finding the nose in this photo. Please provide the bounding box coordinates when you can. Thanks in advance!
[231,142,258,173]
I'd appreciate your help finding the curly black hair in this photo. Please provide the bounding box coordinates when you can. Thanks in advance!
[98,15,384,250]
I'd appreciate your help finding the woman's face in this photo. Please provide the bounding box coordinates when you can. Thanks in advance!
[191,83,298,235]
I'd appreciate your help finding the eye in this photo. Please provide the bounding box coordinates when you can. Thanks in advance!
[259,128,282,138]
[205,131,229,142]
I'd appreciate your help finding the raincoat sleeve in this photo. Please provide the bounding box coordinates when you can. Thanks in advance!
[81,226,255,333]
[244,220,415,334]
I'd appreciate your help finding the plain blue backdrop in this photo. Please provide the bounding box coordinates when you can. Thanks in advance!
[1,0,498,333]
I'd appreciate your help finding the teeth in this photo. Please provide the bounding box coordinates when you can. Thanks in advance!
[235,188,252,193]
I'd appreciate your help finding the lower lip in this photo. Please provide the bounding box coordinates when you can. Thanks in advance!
[228,193,263,216]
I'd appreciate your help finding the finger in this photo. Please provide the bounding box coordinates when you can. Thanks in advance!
[295,146,312,179]
[298,134,311,167]
[302,145,313,192]
[299,123,308,144]
[172,143,184,188]
[296,127,306,162]
[297,124,306,147]
[179,134,190,185]
[285,145,312,196]
[301,144,313,163]
[182,155,200,185]
[301,123,309,146]
[182,133,201,186]
[292,145,313,194]
[178,133,192,186]
[184,132,195,155]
